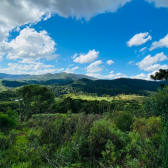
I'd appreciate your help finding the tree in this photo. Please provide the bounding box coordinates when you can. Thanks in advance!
[17,84,54,122]
[151,69,168,87]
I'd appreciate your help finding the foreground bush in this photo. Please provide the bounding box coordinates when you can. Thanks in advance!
[0,113,163,168]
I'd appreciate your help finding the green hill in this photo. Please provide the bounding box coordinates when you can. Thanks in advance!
[49,78,168,96]
[0,72,95,81]
[1,74,168,96]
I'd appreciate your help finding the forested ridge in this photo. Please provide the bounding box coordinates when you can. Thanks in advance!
[2,77,168,96]
[0,72,168,167]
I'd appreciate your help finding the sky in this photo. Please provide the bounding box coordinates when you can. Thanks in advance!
[0,0,168,80]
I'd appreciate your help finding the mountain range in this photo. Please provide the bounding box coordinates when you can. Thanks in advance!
[1,72,168,96]
[0,72,96,80]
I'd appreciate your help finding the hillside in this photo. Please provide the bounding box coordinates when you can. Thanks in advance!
[1,76,168,96]
[49,78,168,96]
[0,72,95,81]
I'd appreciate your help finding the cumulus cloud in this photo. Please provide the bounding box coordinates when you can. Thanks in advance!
[149,34,168,51]
[86,60,104,73]
[0,0,132,42]
[28,0,131,21]
[65,66,79,73]
[0,62,62,75]
[127,32,152,47]
[0,27,58,61]
[131,73,147,80]
[73,50,99,64]
[136,52,168,71]
[131,71,159,80]
[146,0,168,7]
[86,72,127,79]
[0,0,45,41]
[106,60,114,65]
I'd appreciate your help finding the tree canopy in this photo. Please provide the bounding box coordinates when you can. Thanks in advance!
[151,69,168,81]
[17,84,54,122]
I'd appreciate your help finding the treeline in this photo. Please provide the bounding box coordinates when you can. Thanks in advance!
[51,97,141,116]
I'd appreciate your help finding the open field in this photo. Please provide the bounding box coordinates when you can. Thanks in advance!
[65,93,145,103]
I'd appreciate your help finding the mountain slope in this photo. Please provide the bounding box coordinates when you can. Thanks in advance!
[0,72,96,80]
[51,78,168,96]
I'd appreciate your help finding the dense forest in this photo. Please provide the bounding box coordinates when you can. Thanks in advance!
[2,77,168,96]
[0,71,168,167]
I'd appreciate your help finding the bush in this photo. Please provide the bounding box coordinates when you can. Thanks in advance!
[0,108,18,132]
[114,111,134,132]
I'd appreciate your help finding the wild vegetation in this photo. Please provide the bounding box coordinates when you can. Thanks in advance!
[0,70,168,167]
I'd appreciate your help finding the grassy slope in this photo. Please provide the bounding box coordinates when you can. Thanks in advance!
[0,80,7,92]
[65,93,145,103]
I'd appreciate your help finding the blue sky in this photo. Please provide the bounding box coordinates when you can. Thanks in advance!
[0,0,168,80]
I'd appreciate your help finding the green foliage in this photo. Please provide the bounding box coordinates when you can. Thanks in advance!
[0,108,18,132]
[143,85,168,120]
[151,69,168,81]
[0,82,165,167]
[2,80,28,88]
[49,78,168,97]
[0,112,163,167]
[114,111,134,132]
[0,101,19,113]
[17,84,54,122]
[143,85,168,167]
[0,90,16,101]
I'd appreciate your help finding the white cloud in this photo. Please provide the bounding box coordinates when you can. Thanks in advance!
[86,60,104,73]
[65,66,79,73]
[0,0,132,42]
[143,64,168,72]
[106,60,114,65]
[146,0,168,7]
[69,64,74,67]
[110,71,114,74]
[136,52,168,71]
[107,73,127,79]
[29,0,131,21]
[127,61,134,65]
[0,0,45,41]
[131,73,147,80]
[43,13,52,21]
[0,56,3,61]
[139,47,147,52]
[73,49,99,64]
[0,27,58,61]
[0,62,60,75]
[86,73,104,79]
[72,53,78,59]
[56,68,64,72]
[149,34,168,51]
[86,72,127,79]
[131,71,159,80]
[127,32,152,47]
